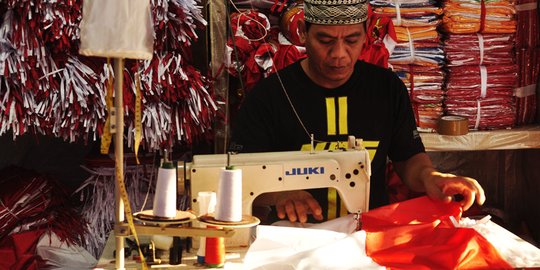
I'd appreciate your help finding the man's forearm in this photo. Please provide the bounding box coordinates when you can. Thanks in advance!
[393,152,436,192]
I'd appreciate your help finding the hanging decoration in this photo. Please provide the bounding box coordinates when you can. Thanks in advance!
[0,0,219,151]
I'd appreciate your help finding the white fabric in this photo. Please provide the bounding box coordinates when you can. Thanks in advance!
[241,215,384,270]
[36,232,97,270]
[474,220,540,268]
[79,0,154,60]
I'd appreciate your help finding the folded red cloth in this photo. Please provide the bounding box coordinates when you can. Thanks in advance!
[363,196,513,270]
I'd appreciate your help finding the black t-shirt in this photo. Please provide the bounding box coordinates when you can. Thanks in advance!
[231,60,425,217]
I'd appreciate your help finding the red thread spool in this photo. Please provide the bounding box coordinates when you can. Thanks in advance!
[205,226,225,268]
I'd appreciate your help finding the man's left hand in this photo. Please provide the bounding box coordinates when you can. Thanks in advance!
[423,171,486,211]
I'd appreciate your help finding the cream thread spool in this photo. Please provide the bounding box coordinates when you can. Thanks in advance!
[197,192,216,264]
[152,235,173,250]
[214,167,243,222]
[152,161,177,218]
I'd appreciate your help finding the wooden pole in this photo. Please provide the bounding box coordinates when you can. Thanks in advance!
[209,0,229,153]
[114,57,126,270]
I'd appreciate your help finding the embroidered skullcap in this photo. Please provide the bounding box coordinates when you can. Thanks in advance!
[304,0,368,25]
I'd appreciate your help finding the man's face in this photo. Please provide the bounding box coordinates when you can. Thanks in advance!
[302,23,366,89]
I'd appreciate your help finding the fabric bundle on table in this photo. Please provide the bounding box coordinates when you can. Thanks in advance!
[514,0,538,125]
[445,34,515,66]
[441,0,518,130]
[370,0,445,131]
[393,64,445,130]
[445,65,518,129]
[371,0,445,66]
[442,0,517,34]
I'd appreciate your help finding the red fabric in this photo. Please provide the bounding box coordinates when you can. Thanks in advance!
[360,12,396,68]
[363,196,513,270]
[0,229,45,270]
[280,4,304,46]
[272,45,306,72]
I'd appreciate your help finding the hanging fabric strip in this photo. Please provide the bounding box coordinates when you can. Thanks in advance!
[406,27,415,64]
[477,33,484,65]
[475,100,481,130]
[480,65,487,98]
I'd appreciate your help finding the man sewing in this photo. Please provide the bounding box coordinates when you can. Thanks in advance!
[230,0,485,223]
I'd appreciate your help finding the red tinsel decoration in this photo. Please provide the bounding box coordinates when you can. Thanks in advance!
[1,0,219,150]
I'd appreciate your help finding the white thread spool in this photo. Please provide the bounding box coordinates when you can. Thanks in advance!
[152,235,173,250]
[197,192,216,263]
[152,163,177,218]
[215,168,243,222]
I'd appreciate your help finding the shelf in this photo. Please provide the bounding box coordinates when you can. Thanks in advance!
[420,125,540,151]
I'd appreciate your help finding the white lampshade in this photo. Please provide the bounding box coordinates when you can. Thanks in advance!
[79,0,154,60]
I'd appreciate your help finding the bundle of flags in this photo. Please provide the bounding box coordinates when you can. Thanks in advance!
[371,0,445,131]
[441,0,518,130]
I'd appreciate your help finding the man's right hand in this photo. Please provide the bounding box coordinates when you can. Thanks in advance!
[274,190,324,223]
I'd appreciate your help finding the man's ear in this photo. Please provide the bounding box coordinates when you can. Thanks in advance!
[298,20,307,45]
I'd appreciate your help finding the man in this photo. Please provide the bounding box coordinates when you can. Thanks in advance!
[230,0,485,223]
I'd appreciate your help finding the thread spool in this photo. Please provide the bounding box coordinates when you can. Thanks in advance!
[205,226,225,268]
[437,116,469,136]
[151,235,173,250]
[197,192,216,264]
[214,167,242,222]
[152,161,177,218]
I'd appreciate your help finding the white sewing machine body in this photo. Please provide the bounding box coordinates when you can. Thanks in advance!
[182,148,371,246]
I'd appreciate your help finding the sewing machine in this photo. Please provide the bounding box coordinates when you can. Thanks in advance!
[181,144,371,247]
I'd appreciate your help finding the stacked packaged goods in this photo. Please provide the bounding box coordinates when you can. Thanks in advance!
[370,0,445,131]
[441,0,518,130]
[514,0,538,125]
